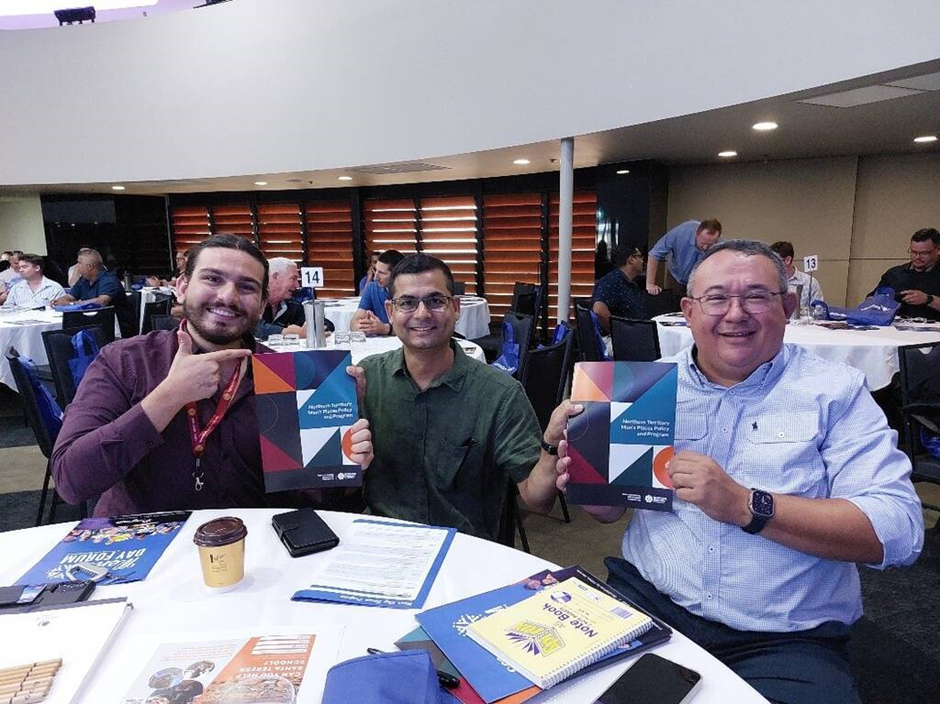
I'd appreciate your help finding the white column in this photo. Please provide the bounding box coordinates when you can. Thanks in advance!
[557,137,574,323]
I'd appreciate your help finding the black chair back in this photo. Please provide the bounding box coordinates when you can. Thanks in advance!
[150,314,180,333]
[42,326,109,407]
[511,282,545,319]
[502,312,535,382]
[644,288,682,318]
[452,281,466,296]
[574,301,603,361]
[62,306,116,344]
[522,327,575,431]
[898,341,940,473]
[141,295,172,334]
[5,349,57,458]
[610,316,661,362]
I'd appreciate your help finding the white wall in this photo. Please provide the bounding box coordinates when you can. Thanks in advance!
[2,0,939,186]
[0,196,47,255]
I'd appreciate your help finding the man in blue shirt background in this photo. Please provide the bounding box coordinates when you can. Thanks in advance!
[52,247,134,336]
[352,249,404,335]
[591,243,647,332]
[647,218,721,296]
[555,239,923,704]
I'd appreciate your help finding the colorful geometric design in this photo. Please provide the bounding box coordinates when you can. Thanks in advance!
[251,350,362,492]
[567,362,677,511]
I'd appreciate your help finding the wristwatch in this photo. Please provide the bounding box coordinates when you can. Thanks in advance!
[540,439,558,456]
[927,294,934,306]
[742,489,774,534]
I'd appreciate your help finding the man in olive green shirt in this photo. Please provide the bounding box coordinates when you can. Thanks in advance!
[351,254,574,540]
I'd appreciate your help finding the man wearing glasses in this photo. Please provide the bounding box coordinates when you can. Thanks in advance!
[554,240,923,703]
[590,243,647,333]
[350,253,571,540]
[872,227,940,320]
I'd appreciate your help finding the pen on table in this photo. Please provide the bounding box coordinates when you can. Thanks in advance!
[366,648,460,688]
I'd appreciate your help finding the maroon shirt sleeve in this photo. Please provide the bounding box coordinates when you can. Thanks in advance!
[51,346,165,504]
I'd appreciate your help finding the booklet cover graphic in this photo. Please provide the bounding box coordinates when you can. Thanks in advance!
[567,362,677,510]
[253,349,361,492]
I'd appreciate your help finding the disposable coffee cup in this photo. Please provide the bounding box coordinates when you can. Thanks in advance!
[193,516,248,593]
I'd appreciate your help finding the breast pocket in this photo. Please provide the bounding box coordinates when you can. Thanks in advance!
[743,411,827,496]
[436,436,486,496]
[675,402,708,448]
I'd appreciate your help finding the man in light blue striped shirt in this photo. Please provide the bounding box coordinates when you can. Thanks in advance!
[556,239,923,704]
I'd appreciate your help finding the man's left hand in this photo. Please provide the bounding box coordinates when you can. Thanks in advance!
[544,399,584,447]
[356,311,389,335]
[900,289,929,306]
[347,417,373,470]
[667,450,750,526]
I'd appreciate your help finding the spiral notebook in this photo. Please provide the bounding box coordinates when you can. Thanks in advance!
[466,579,652,690]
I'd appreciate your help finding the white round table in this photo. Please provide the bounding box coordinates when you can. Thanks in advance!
[322,296,492,340]
[0,509,767,703]
[0,309,62,391]
[263,334,487,364]
[654,314,940,390]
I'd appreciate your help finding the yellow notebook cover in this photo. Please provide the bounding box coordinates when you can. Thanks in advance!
[466,578,652,689]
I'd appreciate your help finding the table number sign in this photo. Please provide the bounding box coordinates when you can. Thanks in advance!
[803,255,819,272]
[301,267,325,288]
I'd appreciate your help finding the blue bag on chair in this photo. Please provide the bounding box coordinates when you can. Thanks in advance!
[53,301,103,313]
[491,320,520,375]
[19,356,64,438]
[322,651,458,704]
[68,328,101,391]
[589,310,612,361]
[813,287,900,326]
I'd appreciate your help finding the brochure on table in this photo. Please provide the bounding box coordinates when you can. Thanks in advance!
[118,627,343,704]
[293,519,455,609]
[252,349,362,492]
[16,512,190,587]
[566,362,677,511]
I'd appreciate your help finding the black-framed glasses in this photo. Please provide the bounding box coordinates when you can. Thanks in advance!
[390,294,454,313]
[690,291,786,316]
[908,248,936,258]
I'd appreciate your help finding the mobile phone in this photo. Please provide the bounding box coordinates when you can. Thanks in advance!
[272,508,340,558]
[595,653,701,704]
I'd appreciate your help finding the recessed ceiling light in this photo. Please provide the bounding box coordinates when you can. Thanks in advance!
[913,135,937,143]
[718,151,738,158]
[513,158,531,165]
[254,181,268,186]
[616,169,630,175]
[111,185,125,191]
[752,121,778,131]
[338,176,353,181]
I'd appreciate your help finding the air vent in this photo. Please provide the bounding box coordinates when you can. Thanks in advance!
[886,71,940,92]
[350,162,450,175]
[798,84,923,108]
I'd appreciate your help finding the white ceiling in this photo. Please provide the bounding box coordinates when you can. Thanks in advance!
[0,0,213,29]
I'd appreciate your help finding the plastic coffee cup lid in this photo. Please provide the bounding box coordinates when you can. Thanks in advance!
[193,516,248,547]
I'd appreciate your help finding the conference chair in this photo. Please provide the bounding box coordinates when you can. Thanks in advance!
[498,479,530,553]
[41,326,109,407]
[62,306,116,344]
[473,282,543,359]
[140,295,172,334]
[150,314,180,333]
[897,341,940,513]
[644,288,682,318]
[610,316,662,362]
[522,324,576,523]
[574,300,604,361]
[452,281,466,296]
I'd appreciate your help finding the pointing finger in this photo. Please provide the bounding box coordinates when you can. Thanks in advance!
[201,348,253,362]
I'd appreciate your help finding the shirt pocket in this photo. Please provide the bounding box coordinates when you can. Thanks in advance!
[436,435,486,496]
[675,402,708,444]
[743,411,827,496]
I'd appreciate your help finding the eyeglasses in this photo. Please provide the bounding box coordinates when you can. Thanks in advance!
[390,294,454,313]
[690,291,785,316]
[908,248,936,258]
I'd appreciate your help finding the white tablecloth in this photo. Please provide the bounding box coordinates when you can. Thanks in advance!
[322,296,492,339]
[0,509,766,704]
[264,334,486,364]
[0,309,62,391]
[654,314,940,390]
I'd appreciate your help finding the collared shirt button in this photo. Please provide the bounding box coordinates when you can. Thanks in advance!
[722,427,729,433]
[706,593,713,600]
[708,546,715,553]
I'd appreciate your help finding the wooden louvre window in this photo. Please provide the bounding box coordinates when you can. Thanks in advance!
[257,203,304,263]
[482,193,543,319]
[305,200,355,298]
[170,205,211,255]
[418,195,479,295]
[549,191,597,322]
[364,198,419,257]
[211,204,254,240]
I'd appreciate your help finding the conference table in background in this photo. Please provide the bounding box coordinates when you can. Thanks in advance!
[655,313,940,390]
[0,308,62,391]
[321,295,492,340]
[263,334,486,364]
[0,509,768,703]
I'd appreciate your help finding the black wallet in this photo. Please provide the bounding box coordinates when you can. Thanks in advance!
[271,508,340,558]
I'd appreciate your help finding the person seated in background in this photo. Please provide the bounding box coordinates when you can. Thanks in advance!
[255,256,307,339]
[1,253,66,309]
[770,240,824,312]
[591,244,647,333]
[168,249,188,287]
[349,253,577,540]
[0,250,24,304]
[51,234,373,516]
[554,239,923,704]
[872,227,940,320]
[646,219,722,297]
[351,249,404,335]
[51,247,135,334]
[358,250,380,293]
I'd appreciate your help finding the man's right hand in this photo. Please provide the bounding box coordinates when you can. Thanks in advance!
[163,330,252,406]
[355,311,389,335]
[646,284,662,296]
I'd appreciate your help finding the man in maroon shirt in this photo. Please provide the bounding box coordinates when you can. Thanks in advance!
[52,234,373,516]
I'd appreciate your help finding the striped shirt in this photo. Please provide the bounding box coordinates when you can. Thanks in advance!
[622,343,924,631]
[2,276,66,309]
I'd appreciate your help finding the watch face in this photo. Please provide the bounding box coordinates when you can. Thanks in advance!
[751,490,774,518]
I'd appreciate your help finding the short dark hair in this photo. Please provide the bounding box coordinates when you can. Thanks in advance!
[11,250,24,257]
[378,249,405,268]
[387,253,455,298]
[697,219,722,234]
[911,228,940,246]
[769,241,794,261]
[184,234,269,299]
[611,244,642,268]
[687,239,788,297]
[18,253,43,271]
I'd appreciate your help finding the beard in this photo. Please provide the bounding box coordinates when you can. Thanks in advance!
[182,297,259,346]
